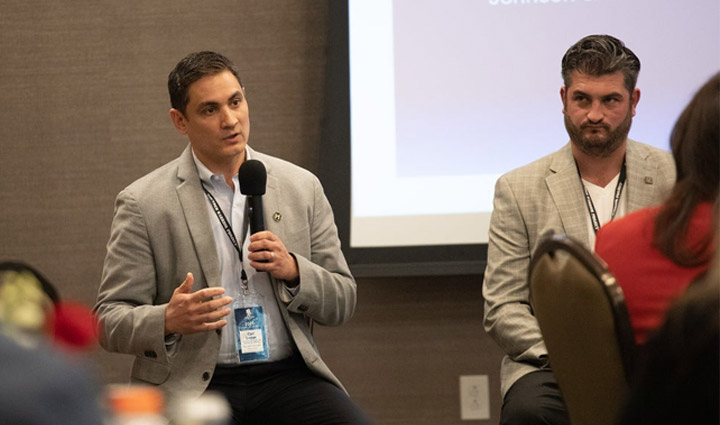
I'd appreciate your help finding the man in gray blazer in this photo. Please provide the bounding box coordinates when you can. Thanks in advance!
[482,35,675,425]
[95,51,373,425]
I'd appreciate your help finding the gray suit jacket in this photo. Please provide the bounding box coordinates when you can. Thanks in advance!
[482,140,675,397]
[95,145,356,400]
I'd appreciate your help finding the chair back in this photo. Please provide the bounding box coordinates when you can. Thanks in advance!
[529,233,635,425]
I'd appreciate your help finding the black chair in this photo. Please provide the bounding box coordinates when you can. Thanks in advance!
[529,233,636,425]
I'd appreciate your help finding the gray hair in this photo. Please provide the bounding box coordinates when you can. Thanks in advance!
[561,35,640,93]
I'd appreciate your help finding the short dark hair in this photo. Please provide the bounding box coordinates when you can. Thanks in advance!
[561,35,641,93]
[167,51,243,114]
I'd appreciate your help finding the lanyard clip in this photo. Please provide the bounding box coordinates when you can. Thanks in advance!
[241,269,250,295]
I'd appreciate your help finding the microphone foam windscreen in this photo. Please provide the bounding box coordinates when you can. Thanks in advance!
[238,159,267,195]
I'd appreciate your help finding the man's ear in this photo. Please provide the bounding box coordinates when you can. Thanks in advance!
[169,108,189,135]
[560,86,567,113]
[630,88,640,117]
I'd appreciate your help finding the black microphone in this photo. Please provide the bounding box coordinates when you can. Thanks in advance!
[238,160,267,235]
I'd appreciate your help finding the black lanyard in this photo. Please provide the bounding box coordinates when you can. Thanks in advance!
[202,184,250,292]
[577,159,626,234]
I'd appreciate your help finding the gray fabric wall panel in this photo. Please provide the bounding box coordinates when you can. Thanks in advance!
[0,0,328,302]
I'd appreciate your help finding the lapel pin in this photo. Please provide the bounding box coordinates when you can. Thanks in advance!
[644,176,654,185]
[273,212,282,222]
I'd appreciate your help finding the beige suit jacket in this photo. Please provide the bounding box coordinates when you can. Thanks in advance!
[95,145,356,401]
[482,140,675,397]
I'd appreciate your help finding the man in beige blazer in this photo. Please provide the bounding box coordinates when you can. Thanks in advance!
[482,35,675,425]
[95,52,373,425]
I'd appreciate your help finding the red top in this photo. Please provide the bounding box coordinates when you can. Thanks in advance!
[595,202,714,345]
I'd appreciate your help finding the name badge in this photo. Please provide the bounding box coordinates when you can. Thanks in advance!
[234,305,270,362]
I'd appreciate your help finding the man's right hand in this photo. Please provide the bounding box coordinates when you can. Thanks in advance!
[164,273,233,335]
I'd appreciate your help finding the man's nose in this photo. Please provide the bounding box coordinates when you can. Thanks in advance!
[586,101,604,123]
[220,107,238,128]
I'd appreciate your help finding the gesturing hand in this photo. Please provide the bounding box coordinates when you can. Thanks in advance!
[164,273,233,335]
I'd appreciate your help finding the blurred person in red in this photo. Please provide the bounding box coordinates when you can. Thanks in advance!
[595,72,719,345]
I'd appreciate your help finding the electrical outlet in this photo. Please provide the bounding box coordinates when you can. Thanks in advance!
[459,375,490,420]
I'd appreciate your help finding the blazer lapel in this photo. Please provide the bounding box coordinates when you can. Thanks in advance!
[625,140,661,213]
[545,144,590,246]
[247,147,285,242]
[175,146,221,288]
[263,175,284,240]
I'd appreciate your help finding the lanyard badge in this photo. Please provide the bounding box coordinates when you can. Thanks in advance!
[234,303,270,361]
[203,184,270,362]
[233,288,270,362]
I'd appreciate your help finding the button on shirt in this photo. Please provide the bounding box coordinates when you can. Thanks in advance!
[192,151,295,365]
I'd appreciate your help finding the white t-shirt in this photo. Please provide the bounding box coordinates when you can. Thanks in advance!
[582,171,628,249]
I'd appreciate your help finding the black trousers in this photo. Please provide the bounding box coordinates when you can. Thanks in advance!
[207,356,375,425]
[500,369,571,425]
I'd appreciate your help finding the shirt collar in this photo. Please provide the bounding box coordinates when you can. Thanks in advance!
[191,148,252,186]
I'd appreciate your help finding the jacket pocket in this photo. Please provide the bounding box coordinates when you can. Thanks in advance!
[131,356,171,385]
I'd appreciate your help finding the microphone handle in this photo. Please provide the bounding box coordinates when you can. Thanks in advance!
[247,195,266,235]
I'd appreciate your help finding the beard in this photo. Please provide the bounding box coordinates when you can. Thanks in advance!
[564,109,633,158]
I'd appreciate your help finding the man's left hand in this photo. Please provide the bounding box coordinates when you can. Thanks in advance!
[247,231,299,282]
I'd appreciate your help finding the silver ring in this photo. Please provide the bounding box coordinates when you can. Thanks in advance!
[270,251,275,261]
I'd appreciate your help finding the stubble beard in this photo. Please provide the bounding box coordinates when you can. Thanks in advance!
[564,109,633,158]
